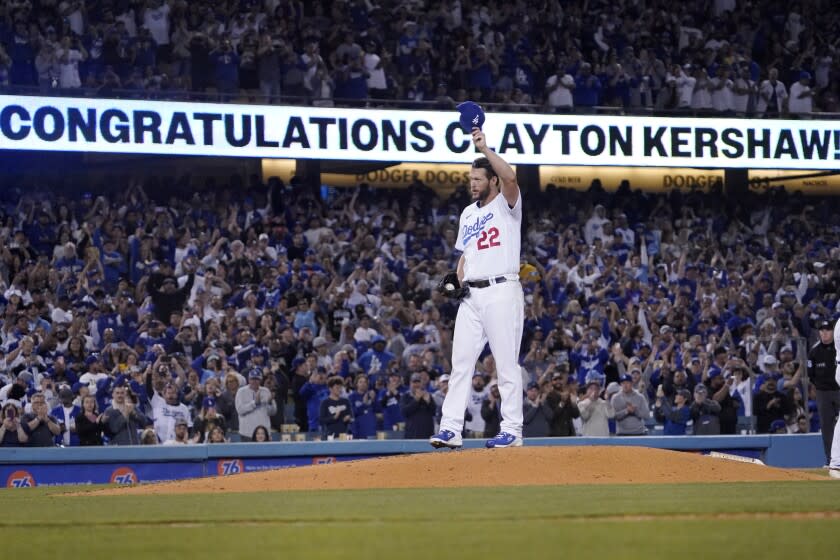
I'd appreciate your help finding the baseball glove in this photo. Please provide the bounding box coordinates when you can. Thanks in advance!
[437,271,469,299]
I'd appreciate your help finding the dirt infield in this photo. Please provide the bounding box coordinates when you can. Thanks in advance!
[89,446,824,496]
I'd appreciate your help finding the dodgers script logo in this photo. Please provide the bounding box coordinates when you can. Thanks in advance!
[461,212,494,245]
[110,467,138,485]
[6,470,35,488]
[313,457,336,465]
[217,459,245,476]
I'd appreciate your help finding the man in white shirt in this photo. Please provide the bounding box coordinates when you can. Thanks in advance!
[710,65,734,114]
[143,0,171,47]
[690,67,712,111]
[58,1,85,36]
[56,36,86,89]
[235,369,277,441]
[464,373,489,436]
[788,71,814,116]
[545,63,575,111]
[731,65,755,116]
[152,383,192,444]
[363,41,388,98]
[669,64,696,110]
[756,68,788,117]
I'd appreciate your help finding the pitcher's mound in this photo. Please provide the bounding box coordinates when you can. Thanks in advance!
[90,446,823,496]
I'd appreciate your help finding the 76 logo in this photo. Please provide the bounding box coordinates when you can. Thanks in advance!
[9,476,33,488]
[218,459,244,476]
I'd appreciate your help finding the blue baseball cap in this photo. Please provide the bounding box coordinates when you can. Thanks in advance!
[202,396,216,408]
[770,419,787,432]
[619,374,633,383]
[456,101,485,133]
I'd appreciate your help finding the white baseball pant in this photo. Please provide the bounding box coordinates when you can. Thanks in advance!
[829,363,840,469]
[440,279,524,437]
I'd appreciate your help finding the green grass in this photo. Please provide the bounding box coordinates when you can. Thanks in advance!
[2,482,840,559]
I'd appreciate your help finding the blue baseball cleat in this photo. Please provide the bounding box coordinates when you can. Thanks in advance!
[485,432,523,448]
[430,430,463,449]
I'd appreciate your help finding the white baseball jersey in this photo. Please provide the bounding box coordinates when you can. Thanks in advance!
[829,319,840,468]
[835,319,840,387]
[456,192,522,281]
[153,401,193,443]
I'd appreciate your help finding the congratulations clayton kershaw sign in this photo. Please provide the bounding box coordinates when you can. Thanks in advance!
[1,95,839,169]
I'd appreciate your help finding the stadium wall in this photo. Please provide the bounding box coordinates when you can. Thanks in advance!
[0,435,824,487]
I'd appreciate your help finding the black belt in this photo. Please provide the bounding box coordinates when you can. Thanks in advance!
[466,276,511,289]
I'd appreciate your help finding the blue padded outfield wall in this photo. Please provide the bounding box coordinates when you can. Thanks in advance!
[0,434,826,487]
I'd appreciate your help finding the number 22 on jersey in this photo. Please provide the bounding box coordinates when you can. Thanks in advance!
[476,227,501,250]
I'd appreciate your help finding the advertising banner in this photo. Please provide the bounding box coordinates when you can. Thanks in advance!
[0,456,377,486]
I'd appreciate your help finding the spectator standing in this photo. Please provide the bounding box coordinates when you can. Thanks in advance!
[55,36,87,89]
[363,41,389,99]
[754,378,793,434]
[101,385,150,445]
[212,39,240,98]
[731,65,756,116]
[379,371,406,432]
[611,374,650,436]
[143,0,172,61]
[690,384,722,435]
[192,397,228,443]
[690,67,713,112]
[756,68,787,117]
[464,373,488,438]
[257,32,282,102]
[152,383,192,444]
[573,63,601,109]
[401,373,436,439]
[217,374,241,433]
[0,403,28,446]
[545,63,575,111]
[788,71,814,116]
[809,319,839,464]
[235,369,277,441]
[349,374,377,439]
[670,64,696,110]
[480,381,502,438]
[708,371,740,435]
[709,65,734,114]
[577,380,613,437]
[654,387,691,435]
[299,367,330,433]
[74,394,103,446]
[522,382,553,437]
[21,393,62,446]
[318,376,353,438]
[51,386,81,446]
[8,22,37,86]
[546,382,580,437]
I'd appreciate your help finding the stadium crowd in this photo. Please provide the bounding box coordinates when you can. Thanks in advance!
[0,0,839,114]
[0,172,838,447]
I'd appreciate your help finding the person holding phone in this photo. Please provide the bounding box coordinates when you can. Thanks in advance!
[0,403,29,447]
